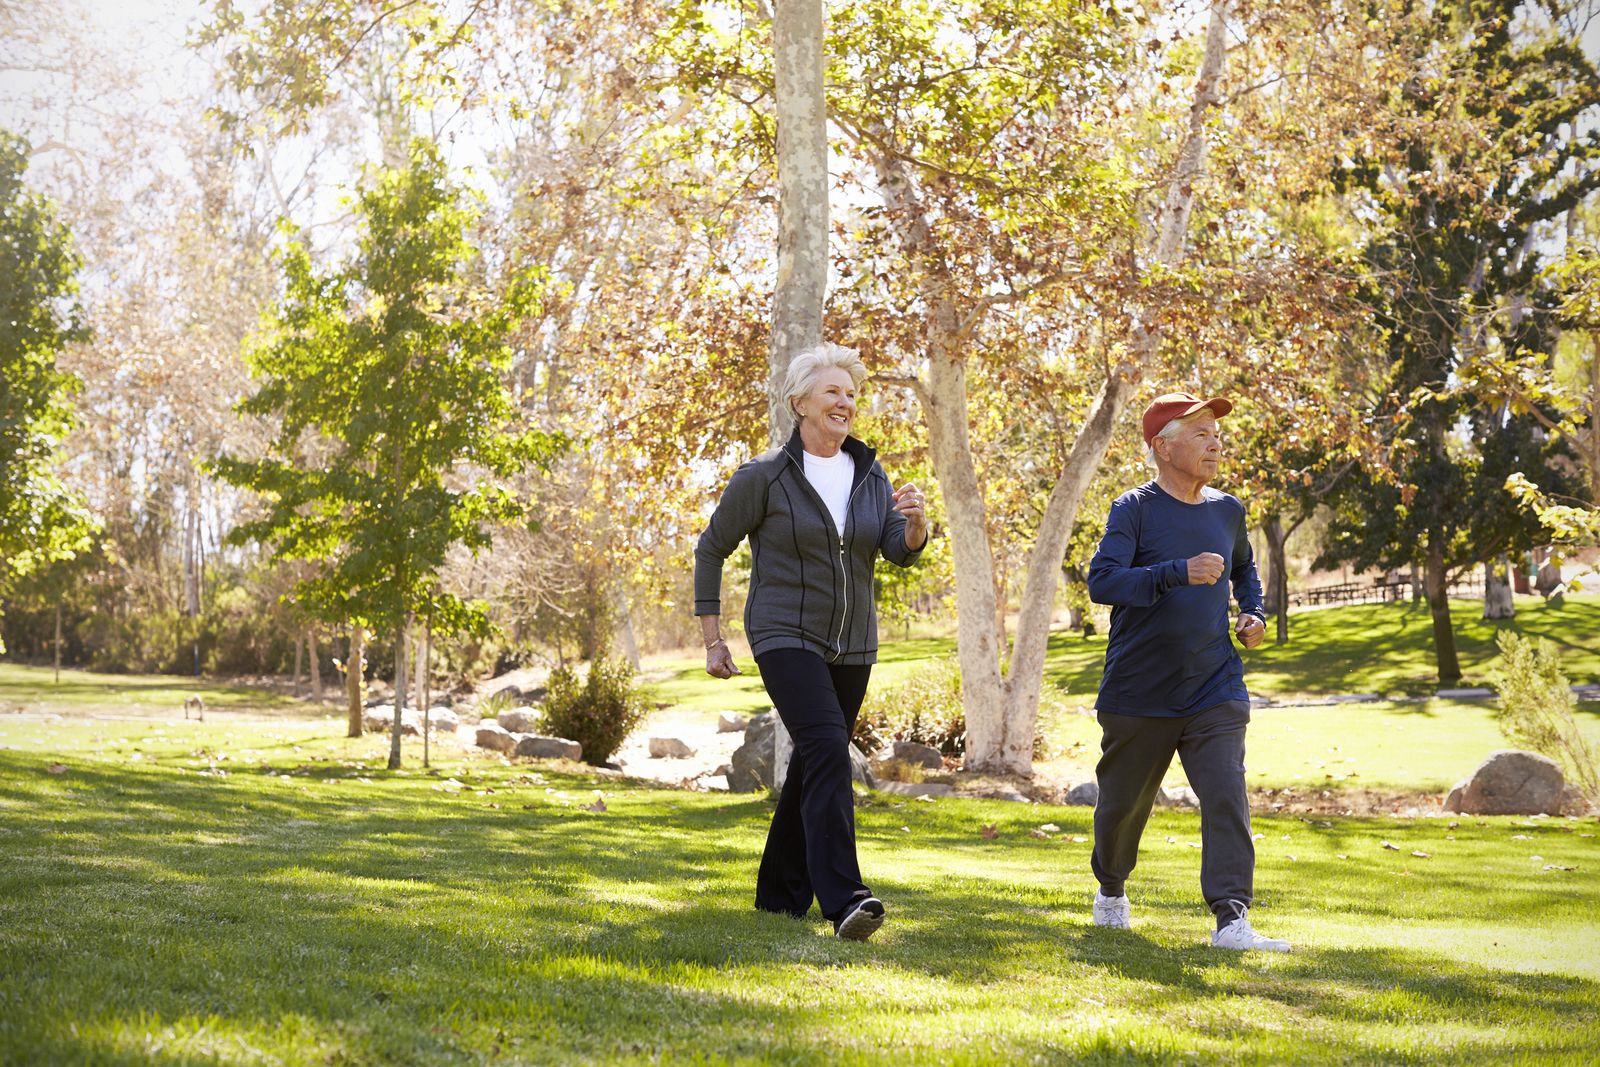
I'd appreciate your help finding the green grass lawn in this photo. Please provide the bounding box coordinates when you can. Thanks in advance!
[643,595,1600,715]
[0,662,306,716]
[1,718,1597,1065]
[1040,594,1600,701]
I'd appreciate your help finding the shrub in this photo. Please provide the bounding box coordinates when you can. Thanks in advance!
[540,657,648,765]
[855,659,967,756]
[853,659,1065,762]
[1491,632,1599,807]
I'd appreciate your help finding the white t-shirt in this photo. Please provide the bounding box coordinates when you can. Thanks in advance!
[803,449,854,536]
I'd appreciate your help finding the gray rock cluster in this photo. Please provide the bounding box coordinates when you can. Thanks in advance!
[474,720,583,762]
[362,706,459,735]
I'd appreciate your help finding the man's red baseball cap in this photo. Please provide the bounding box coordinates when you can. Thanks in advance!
[1141,391,1233,446]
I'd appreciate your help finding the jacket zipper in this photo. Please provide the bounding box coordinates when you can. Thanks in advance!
[833,475,866,659]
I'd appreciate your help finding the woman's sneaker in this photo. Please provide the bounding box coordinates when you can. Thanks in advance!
[834,897,885,941]
[1093,891,1131,929]
[1211,903,1290,952]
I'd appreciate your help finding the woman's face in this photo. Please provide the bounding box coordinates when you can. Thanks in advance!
[795,367,858,440]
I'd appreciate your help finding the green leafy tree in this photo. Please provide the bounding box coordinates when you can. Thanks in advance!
[1317,0,1600,684]
[213,139,561,768]
[0,130,97,652]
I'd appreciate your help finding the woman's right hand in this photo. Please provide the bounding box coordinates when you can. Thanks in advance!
[705,640,742,679]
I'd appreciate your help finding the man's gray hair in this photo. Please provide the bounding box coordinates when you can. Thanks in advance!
[783,342,868,413]
[1145,408,1211,468]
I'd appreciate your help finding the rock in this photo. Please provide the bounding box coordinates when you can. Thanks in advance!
[1160,784,1199,808]
[648,737,696,759]
[1436,687,1495,699]
[1560,783,1591,815]
[514,735,583,761]
[848,743,877,789]
[713,763,732,776]
[1444,750,1565,815]
[495,708,539,733]
[491,685,523,705]
[423,708,458,732]
[1066,781,1099,806]
[890,741,943,770]
[717,712,749,733]
[879,782,956,798]
[728,713,781,793]
[772,716,794,790]
[474,723,517,753]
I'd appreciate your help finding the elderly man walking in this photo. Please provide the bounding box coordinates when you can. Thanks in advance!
[1084,391,1289,952]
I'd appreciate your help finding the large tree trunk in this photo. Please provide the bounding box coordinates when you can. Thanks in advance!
[769,0,827,446]
[1482,556,1515,620]
[346,625,365,738]
[1262,514,1291,645]
[1424,531,1462,686]
[913,1,1232,776]
[388,615,410,770]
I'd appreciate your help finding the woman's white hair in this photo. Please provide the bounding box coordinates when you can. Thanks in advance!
[783,342,868,414]
[1145,408,1209,468]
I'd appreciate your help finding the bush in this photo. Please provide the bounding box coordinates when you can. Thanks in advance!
[540,657,648,765]
[853,659,1064,762]
[1491,631,1599,807]
[854,659,966,756]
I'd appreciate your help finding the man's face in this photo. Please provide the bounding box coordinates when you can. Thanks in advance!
[1154,414,1222,483]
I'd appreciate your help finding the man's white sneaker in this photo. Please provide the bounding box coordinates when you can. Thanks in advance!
[1211,911,1291,952]
[1092,891,1131,929]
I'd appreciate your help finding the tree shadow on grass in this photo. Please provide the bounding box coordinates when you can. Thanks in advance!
[3,754,1597,1065]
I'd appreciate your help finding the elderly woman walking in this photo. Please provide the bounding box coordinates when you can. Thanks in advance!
[694,342,927,941]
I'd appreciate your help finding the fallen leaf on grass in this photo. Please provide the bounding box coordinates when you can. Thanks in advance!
[915,794,936,803]
[1337,854,1349,860]
[46,763,66,774]
[432,778,466,793]
[900,826,910,833]
[1039,823,1060,833]
[1067,835,1087,844]
[1029,829,1051,840]
[1411,851,1431,859]
[1511,834,1532,840]
[580,798,607,813]
[1381,841,1400,851]
[1543,864,1578,871]
[981,824,999,840]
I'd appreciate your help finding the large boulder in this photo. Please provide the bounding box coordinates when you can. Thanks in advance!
[515,735,583,761]
[727,713,779,793]
[495,708,539,733]
[1444,750,1565,815]
[474,723,517,753]
[889,741,943,770]
[648,737,696,759]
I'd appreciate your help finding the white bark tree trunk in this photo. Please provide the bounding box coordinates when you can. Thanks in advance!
[769,0,828,446]
[346,625,365,738]
[388,614,410,770]
[1483,557,1515,619]
[880,1,1233,775]
[308,628,323,701]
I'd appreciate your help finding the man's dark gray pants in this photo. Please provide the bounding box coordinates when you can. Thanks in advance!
[1090,699,1254,914]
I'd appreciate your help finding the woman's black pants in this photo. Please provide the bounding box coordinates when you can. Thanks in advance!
[752,648,873,923]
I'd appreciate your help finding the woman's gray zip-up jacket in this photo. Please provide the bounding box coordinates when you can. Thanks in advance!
[694,430,923,665]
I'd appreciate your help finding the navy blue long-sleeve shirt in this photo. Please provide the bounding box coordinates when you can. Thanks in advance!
[1086,482,1264,716]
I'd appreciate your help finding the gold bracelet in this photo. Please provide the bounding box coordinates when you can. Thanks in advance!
[705,637,725,649]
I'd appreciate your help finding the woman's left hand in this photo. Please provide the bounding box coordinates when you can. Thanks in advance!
[893,482,928,550]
